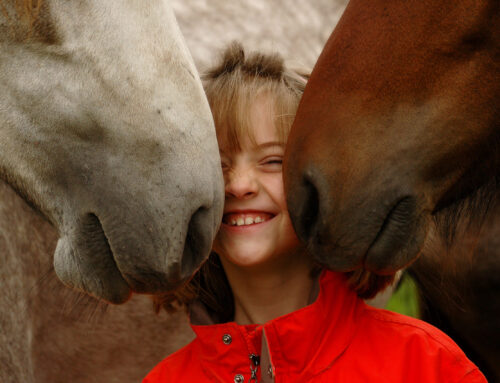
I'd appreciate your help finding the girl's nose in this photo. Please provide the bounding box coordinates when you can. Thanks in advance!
[225,169,258,199]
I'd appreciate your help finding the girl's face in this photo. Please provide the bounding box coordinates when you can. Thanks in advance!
[213,96,302,269]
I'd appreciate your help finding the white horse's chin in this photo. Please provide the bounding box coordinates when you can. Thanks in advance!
[54,235,132,304]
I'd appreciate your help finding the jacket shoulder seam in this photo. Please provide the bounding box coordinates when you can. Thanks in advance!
[156,338,197,366]
[364,308,465,357]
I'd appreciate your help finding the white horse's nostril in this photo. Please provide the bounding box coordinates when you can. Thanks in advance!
[181,205,214,279]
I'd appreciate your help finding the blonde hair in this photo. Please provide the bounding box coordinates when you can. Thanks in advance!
[203,41,308,152]
[154,42,310,319]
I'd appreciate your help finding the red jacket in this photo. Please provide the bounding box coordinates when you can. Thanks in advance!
[144,271,486,382]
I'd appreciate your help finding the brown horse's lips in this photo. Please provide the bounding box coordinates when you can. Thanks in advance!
[363,196,425,274]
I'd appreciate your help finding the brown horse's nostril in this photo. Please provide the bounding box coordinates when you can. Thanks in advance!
[289,175,320,243]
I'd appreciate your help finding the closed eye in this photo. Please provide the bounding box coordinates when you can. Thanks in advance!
[221,161,230,171]
[260,156,283,172]
[220,154,230,170]
[265,159,282,165]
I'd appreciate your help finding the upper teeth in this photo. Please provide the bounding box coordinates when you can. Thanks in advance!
[230,216,265,226]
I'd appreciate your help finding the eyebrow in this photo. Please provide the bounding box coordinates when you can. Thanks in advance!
[254,141,285,149]
[219,141,284,156]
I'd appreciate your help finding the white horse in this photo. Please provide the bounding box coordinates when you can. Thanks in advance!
[0,0,224,302]
[1,0,223,381]
[0,0,349,381]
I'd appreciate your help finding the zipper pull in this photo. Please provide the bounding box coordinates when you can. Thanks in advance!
[250,354,260,367]
[249,354,260,381]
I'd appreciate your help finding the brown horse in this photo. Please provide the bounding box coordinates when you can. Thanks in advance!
[284,0,498,379]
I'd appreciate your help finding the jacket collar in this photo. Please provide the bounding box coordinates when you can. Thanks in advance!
[189,270,365,382]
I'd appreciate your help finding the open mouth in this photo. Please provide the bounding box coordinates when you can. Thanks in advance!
[222,212,275,227]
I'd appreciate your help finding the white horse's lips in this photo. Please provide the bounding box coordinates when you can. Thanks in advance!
[98,205,216,296]
[53,213,132,304]
[53,203,218,301]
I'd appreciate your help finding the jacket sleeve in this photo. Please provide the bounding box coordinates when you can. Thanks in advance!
[458,367,488,383]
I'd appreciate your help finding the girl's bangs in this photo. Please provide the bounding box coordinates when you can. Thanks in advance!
[212,82,298,153]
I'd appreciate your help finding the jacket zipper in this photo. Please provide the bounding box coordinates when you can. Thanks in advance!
[249,354,260,381]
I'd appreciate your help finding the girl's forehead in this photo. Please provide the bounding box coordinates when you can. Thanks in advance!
[215,91,290,154]
[218,126,284,155]
[249,107,280,142]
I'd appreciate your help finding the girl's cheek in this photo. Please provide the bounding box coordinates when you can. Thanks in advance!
[265,174,286,196]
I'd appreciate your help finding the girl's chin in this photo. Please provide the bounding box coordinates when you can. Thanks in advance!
[224,255,275,270]
[216,243,275,267]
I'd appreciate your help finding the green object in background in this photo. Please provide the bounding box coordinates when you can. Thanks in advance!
[385,273,420,318]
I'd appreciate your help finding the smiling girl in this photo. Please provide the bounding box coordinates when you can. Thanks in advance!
[144,43,485,383]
